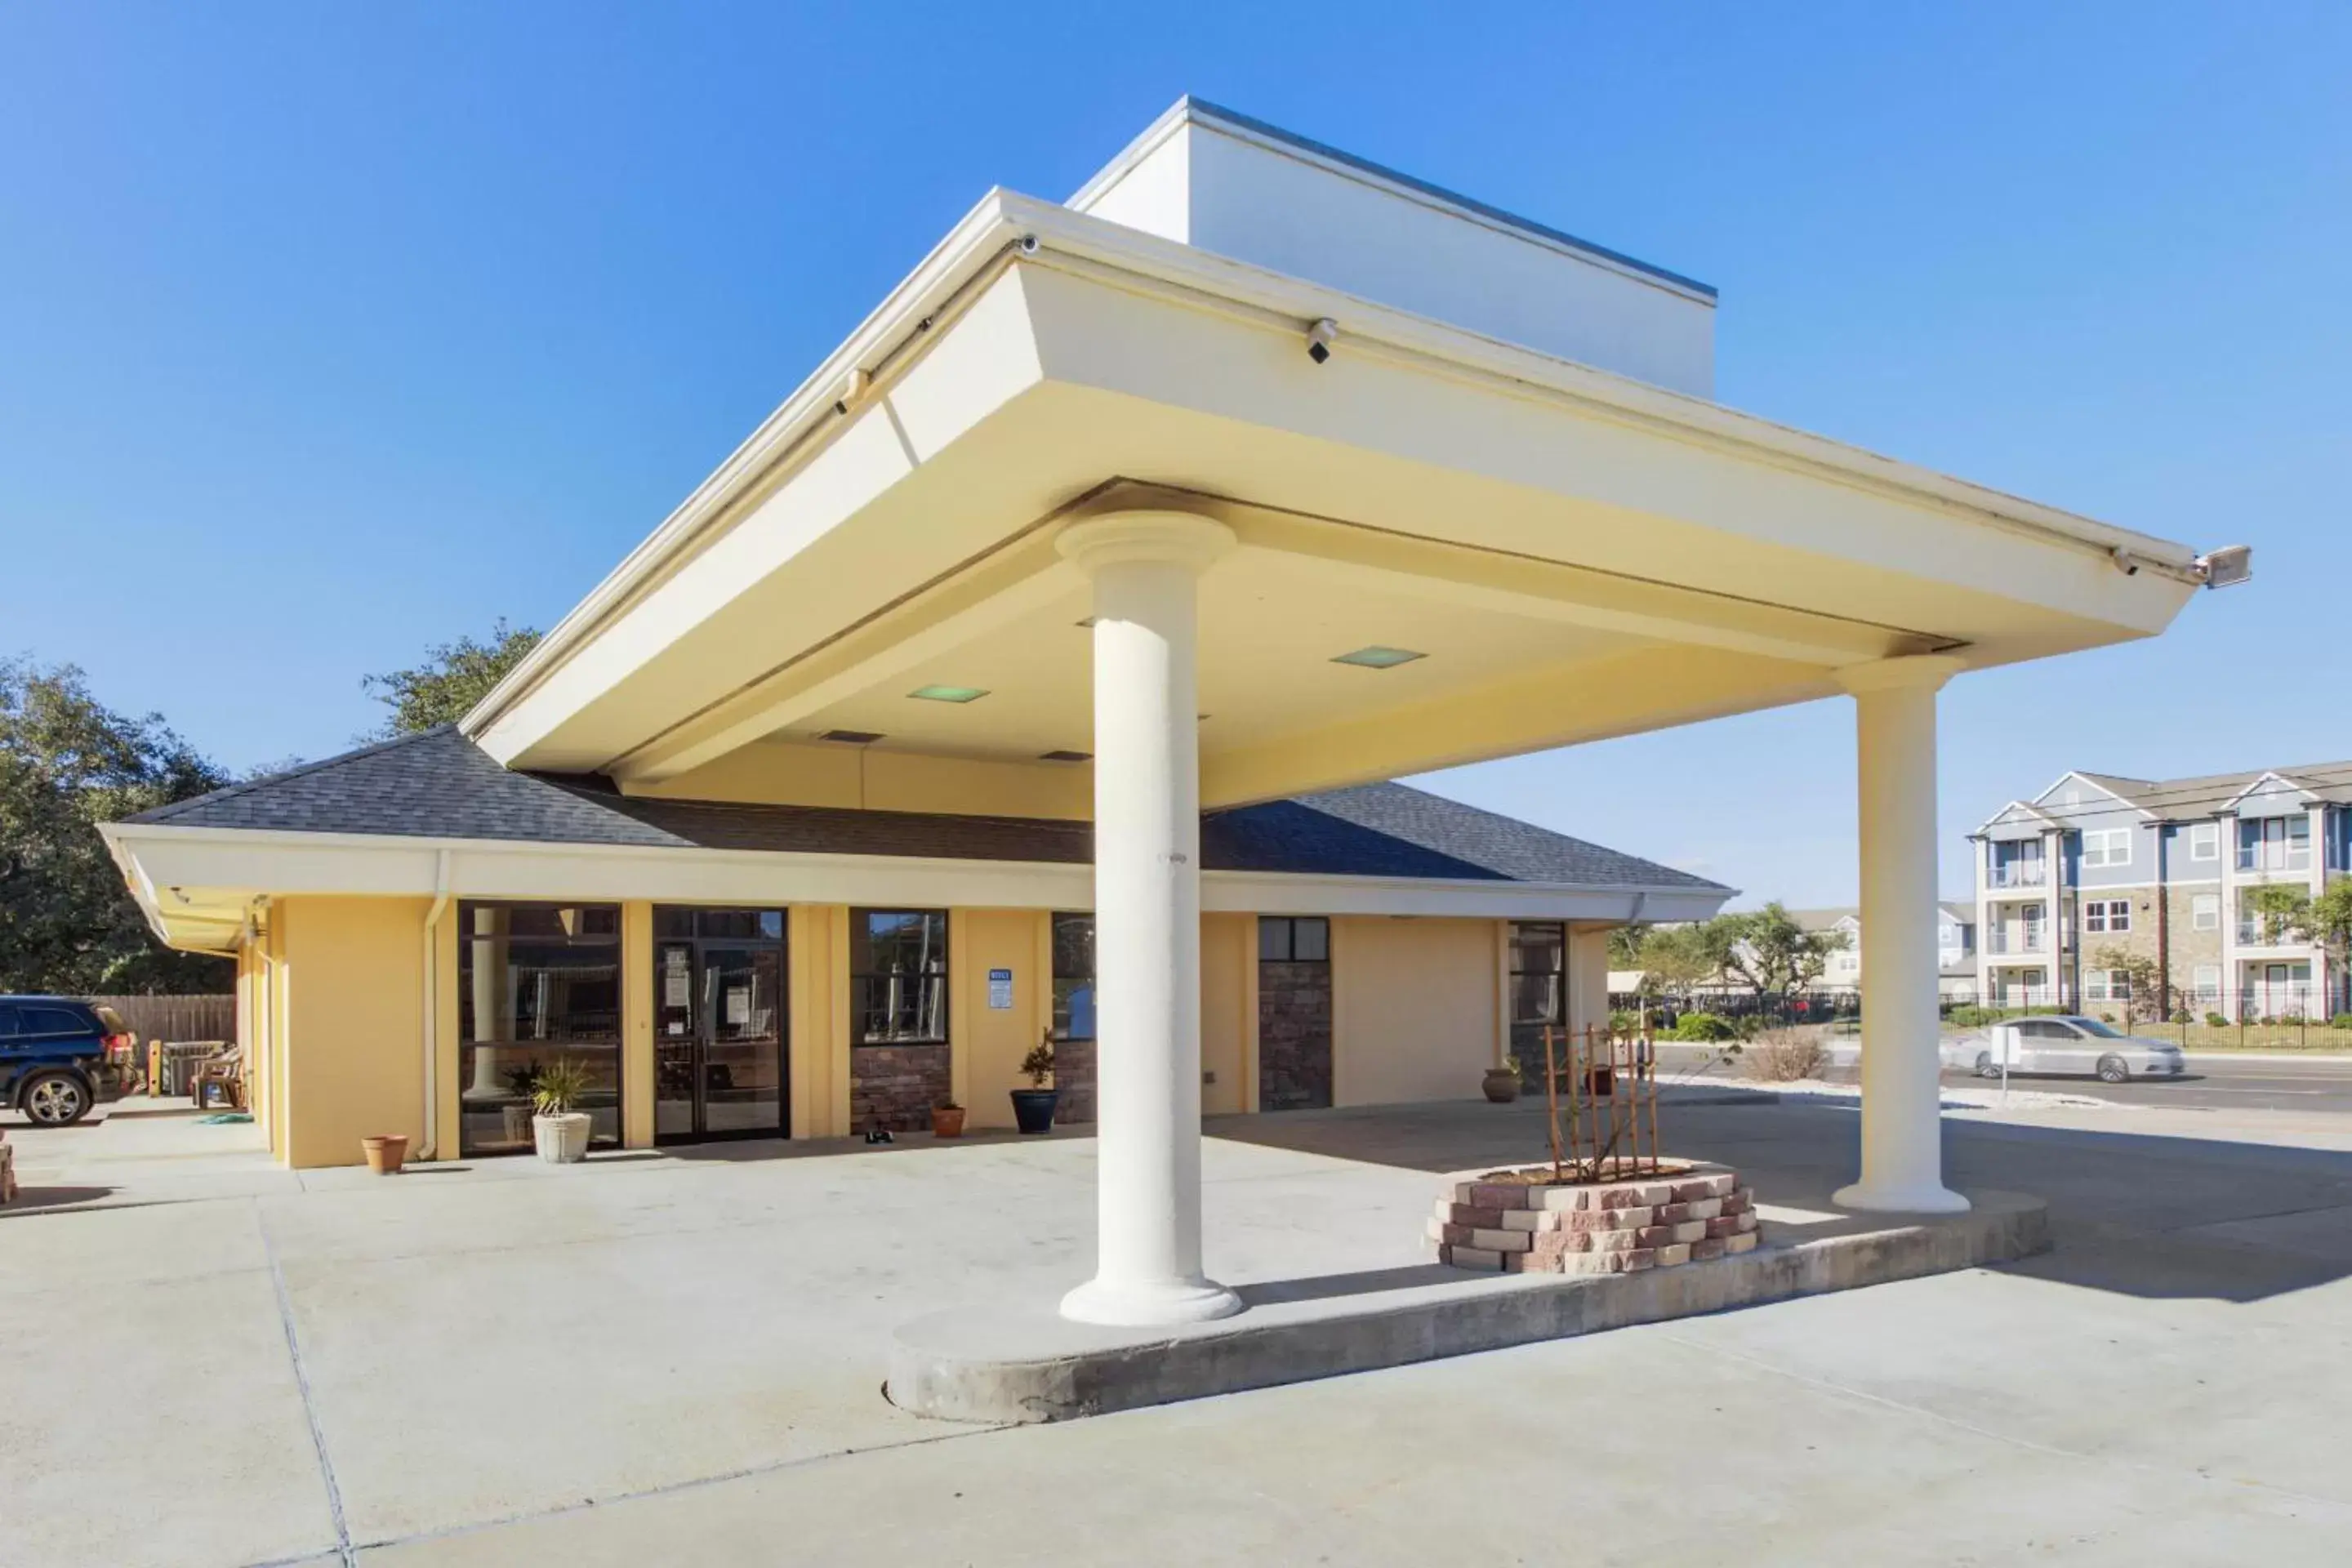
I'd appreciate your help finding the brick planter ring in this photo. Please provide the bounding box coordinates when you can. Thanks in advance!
[1426,1163,1757,1275]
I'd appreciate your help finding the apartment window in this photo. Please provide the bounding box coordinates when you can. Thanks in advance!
[2188,822,2219,862]
[2238,815,2311,871]
[2192,964,2221,1002]
[1050,913,1094,1041]
[2081,828,2132,868]
[852,910,948,1045]
[1258,916,1330,964]
[456,902,623,1157]
[2191,893,2220,932]
[2082,899,2132,934]
[2082,969,2131,1003]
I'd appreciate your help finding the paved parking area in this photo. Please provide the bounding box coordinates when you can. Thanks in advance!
[4,1094,2350,1566]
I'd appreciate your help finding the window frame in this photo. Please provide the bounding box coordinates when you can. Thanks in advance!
[2082,898,2132,935]
[1507,921,1567,1031]
[1050,911,1096,1042]
[454,900,626,1157]
[2191,893,2220,932]
[1258,915,1330,964]
[2081,828,2132,868]
[2188,822,2219,862]
[851,908,951,1047]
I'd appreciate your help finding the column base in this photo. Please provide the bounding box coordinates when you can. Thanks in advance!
[1833,1180,1971,1215]
[1059,1274,1245,1328]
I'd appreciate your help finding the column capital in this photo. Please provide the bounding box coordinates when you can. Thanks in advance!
[1833,653,1967,697]
[1056,510,1236,577]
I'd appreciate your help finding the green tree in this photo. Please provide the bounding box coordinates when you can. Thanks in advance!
[2238,880,2352,1013]
[0,658,232,993]
[1717,902,1847,1000]
[2239,883,2310,947]
[362,620,541,737]
[2087,942,2162,1029]
[1635,923,1723,1003]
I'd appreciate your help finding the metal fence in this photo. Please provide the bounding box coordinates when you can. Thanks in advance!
[82,994,235,1045]
[1962,984,2352,1050]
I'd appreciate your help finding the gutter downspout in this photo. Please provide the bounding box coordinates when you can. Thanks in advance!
[420,849,452,1160]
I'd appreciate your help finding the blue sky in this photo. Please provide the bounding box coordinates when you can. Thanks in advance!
[4,3,2345,905]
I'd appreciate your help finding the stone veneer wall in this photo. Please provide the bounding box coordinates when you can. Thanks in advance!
[1052,1039,1095,1125]
[851,1044,951,1134]
[1257,960,1333,1111]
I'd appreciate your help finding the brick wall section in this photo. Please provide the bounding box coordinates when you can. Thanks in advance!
[851,1043,951,1134]
[1428,1165,1758,1274]
[1052,1039,1095,1125]
[1258,960,1333,1111]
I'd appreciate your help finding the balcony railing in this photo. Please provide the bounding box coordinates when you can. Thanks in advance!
[1985,930,2047,956]
[1987,864,2047,889]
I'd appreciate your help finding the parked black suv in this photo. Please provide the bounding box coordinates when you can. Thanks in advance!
[1,997,136,1125]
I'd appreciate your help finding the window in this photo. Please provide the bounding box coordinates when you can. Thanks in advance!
[2188,823,2219,862]
[2082,899,2132,934]
[1258,916,1330,964]
[2082,969,2131,1003]
[2192,964,2221,1002]
[1508,922,1566,1031]
[2238,814,2311,871]
[2081,828,2132,868]
[2192,893,2220,931]
[1051,912,1095,1041]
[853,910,949,1045]
[457,902,623,1157]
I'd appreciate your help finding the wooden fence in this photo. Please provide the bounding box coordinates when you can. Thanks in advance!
[83,994,236,1044]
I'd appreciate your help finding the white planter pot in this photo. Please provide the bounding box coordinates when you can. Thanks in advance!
[532,1112,591,1164]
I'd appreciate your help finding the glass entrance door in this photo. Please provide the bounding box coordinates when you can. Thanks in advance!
[653,909,786,1143]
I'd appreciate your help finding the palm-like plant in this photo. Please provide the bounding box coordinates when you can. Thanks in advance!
[531,1057,594,1117]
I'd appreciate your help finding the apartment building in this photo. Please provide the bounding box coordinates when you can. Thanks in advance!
[1795,906,1980,1000]
[1972,764,2352,1019]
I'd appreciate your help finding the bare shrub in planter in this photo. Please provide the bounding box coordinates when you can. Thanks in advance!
[1744,1026,1826,1082]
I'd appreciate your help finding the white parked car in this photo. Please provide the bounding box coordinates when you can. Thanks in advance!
[1958,1016,2187,1084]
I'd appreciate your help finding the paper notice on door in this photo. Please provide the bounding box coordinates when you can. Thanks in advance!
[988,967,1013,1009]
[664,952,689,1008]
[726,986,750,1026]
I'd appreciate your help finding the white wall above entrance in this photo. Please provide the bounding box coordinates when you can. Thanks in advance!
[1069,97,1718,397]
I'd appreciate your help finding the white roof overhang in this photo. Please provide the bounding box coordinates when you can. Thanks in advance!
[457,189,2203,807]
[99,820,1732,955]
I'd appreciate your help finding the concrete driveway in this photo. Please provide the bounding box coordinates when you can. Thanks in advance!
[4,1094,2350,1566]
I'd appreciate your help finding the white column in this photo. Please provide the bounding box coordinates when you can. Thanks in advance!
[1057,510,1242,1327]
[1834,655,1969,1214]
[2042,827,2062,1009]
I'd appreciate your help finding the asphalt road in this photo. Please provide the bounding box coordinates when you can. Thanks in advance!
[1650,1041,2352,1114]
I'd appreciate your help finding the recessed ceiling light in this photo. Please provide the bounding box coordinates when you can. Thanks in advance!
[1331,646,1427,669]
[907,684,989,703]
[818,729,884,744]
[1038,749,1092,763]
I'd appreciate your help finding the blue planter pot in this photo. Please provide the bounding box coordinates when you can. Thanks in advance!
[1009,1088,1059,1134]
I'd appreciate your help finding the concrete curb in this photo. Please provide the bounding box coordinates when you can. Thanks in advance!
[887,1189,2048,1423]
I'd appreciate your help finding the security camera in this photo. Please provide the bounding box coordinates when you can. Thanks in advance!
[1017,233,1040,256]
[2109,547,2141,577]
[2194,543,2253,589]
[1306,317,1339,364]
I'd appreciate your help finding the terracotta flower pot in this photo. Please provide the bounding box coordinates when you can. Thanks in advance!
[1481,1067,1521,1104]
[361,1134,409,1174]
[932,1106,967,1138]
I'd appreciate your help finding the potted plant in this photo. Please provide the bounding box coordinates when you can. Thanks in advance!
[501,1061,541,1146]
[931,1100,967,1138]
[1010,1035,1058,1134]
[531,1058,594,1164]
[360,1133,409,1174]
[1481,1063,1521,1103]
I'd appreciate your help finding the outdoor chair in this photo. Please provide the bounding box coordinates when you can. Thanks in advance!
[189,1042,244,1111]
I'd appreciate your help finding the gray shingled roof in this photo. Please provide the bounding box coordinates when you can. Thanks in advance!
[2069,763,2352,817]
[130,727,1726,892]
